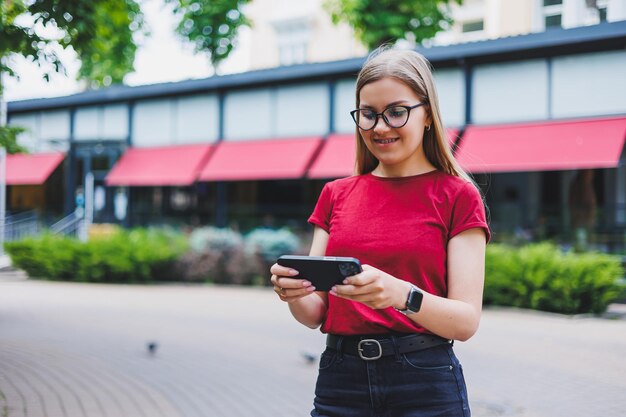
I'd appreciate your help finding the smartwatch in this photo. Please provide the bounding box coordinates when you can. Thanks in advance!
[395,284,423,315]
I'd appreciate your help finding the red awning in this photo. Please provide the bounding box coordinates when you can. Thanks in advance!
[198,137,322,181]
[6,152,65,185]
[308,134,355,179]
[105,144,213,186]
[307,128,460,179]
[455,117,626,173]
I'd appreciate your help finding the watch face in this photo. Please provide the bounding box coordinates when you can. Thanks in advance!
[407,286,423,312]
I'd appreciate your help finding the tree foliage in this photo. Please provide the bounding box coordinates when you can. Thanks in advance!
[1,0,144,88]
[0,125,28,154]
[1,0,249,88]
[324,0,462,49]
[166,0,251,69]
[1,0,248,151]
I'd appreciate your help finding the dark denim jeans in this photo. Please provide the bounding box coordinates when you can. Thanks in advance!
[311,342,471,417]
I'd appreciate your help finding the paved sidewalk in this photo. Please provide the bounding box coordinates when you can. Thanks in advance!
[1,278,625,417]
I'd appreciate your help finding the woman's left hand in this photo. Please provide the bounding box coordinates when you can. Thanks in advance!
[330,264,412,310]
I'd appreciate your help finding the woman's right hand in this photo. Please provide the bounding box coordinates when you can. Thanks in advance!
[270,263,316,303]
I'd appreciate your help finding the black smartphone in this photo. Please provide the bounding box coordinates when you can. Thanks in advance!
[276,255,363,292]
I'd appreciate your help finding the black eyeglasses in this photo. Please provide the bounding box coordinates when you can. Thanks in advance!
[350,103,427,131]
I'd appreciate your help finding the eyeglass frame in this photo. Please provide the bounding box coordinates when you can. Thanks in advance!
[350,103,427,131]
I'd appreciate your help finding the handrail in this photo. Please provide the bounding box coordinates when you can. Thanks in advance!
[50,212,83,236]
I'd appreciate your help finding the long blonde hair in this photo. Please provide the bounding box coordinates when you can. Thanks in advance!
[354,47,471,182]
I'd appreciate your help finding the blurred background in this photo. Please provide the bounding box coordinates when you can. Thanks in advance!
[1,2,626,417]
[0,0,624,288]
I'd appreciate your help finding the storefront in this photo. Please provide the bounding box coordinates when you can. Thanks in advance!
[6,21,626,250]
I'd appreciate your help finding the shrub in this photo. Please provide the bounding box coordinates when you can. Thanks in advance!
[244,227,300,262]
[484,243,624,315]
[189,226,243,253]
[176,227,256,284]
[243,227,302,286]
[5,228,187,283]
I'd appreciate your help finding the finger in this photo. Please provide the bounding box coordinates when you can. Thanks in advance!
[332,283,370,297]
[331,289,378,304]
[270,263,300,277]
[276,277,313,289]
[341,269,377,287]
[270,275,279,286]
[275,286,315,303]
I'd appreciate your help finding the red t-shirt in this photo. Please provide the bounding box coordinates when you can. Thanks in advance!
[308,170,490,336]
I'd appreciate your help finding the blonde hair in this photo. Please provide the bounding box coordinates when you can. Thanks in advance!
[354,47,471,182]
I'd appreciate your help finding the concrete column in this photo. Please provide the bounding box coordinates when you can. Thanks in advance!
[608,0,626,21]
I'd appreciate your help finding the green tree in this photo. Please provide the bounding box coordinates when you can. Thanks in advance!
[324,0,462,49]
[166,0,251,70]
[0,0,248,149]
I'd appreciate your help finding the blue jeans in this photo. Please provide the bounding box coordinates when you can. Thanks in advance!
[311,342,471,417]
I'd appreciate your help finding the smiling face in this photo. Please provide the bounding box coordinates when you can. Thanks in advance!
[357,77,433,177]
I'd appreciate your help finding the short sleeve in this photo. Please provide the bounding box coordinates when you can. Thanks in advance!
[308,182,334,233]
[449,182,491,242]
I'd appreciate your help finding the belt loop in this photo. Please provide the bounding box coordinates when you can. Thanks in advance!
[335,336,344,362]
[390,334,402,362]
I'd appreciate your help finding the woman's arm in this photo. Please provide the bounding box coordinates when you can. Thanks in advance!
[331,228,486,341]
[406,228,486,341]
[270,226,330,329]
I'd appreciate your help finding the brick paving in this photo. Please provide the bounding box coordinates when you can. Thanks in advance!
[0,275,625,417]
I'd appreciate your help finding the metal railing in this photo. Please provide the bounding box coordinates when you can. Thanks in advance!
[50,211,84,239]
[4,210,41,242]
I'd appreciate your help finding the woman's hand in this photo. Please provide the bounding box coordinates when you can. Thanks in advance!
[330,264,412,310]
[270,263,316,303]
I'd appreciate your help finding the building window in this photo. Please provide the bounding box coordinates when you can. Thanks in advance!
[543,0,563,29]
[273,17,310,66]
[462,20,484,33]
[596,0,608,22]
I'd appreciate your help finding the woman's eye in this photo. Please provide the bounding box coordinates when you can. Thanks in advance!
[361,111,376,120]
[387,107,406,118]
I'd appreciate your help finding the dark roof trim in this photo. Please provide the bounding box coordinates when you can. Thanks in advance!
[8,20,626,113]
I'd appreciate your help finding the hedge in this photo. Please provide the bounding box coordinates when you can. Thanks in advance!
[484,243,624,314]
[5,231,624,315]
[5,228,187,283]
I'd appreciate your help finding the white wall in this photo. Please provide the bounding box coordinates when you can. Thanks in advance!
[334,78,356,134]
[224,84,328,140]
[275,83,328,137]
[472,59,548,124]
[176,94,220,144]
[224,88,273,140]
[40,110,71,141]
[75,104,128,141]
[8,113,40,152]
[552,50,626,118]
[434,68,465,127]
[102,105,129,140]
[133,99,175,147]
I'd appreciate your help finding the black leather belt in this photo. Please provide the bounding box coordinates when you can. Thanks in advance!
[326,333,451,361]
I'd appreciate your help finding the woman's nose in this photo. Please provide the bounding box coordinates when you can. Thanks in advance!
[372,115,391,133]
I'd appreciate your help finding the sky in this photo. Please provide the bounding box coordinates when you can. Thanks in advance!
[3,1,250,103]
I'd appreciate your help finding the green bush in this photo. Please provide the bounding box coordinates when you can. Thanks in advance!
[484,242,624,314]
[244,228,300,262]
[5,228,187,283]
[175,226,303,286]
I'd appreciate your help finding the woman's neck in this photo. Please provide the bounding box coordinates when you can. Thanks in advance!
[371,163,436,178]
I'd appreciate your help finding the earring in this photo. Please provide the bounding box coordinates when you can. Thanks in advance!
[426,125,431,131]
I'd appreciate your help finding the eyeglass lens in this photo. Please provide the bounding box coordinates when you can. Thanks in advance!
[354,106,409,130]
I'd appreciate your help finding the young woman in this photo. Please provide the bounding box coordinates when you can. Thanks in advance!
[270,47,489,417]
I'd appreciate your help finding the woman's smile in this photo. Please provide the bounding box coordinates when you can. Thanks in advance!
[373,137,399,145]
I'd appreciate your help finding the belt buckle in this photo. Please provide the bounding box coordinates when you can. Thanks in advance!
[357,339,382,361]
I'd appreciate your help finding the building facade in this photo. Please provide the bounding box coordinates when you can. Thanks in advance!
[6,21,626,252]
[232,0,626,70]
